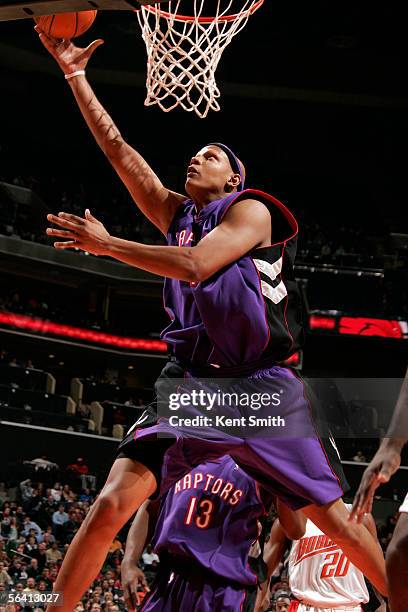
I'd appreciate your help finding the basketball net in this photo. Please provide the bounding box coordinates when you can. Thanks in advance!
[136,0,264,119]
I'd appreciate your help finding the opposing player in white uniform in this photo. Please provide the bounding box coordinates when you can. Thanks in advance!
[287,505,370,611]
[256,505,384,612]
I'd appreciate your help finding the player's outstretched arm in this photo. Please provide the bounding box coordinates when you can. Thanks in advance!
[254,518,288,612]
[34,26,184,234]
[362,514,387,609]
[350,368,408,523]
[263,519,289,578]
[46,199,271,281]
[121,500,159,611]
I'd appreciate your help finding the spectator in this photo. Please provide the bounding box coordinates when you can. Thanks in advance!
[19,480,33,503]
[67,459,96,490]
[35,543,48,571]
[67,458,89,477]
[21,517,41,539]
[64,509,81,544]
[52,505,68,540]
[0,562,13,586]
[26,558,39,578]
[321,243,332,257]
[103,592,114,605]
[39,567,53,589]
[9,581,24,598]
[352,450,367,463]
[141,544,159,568]
[23,536,38,558]
[42,496,58,523]
[23,490,42,518]
[23,577,39,594]
[6,518,17,541]
[274,592,291,611]
[50,484,62,503]
[46,542,62,564]
[9,561,27,584]
[42,527,56,546]
[78,489,93,503]
[61,485,75,504]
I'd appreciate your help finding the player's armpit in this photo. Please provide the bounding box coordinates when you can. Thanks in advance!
[191,199,272,282]
[276,499,307,540]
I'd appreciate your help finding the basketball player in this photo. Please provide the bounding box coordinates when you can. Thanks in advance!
[259,508,384,612]
[34,28,387,610]
[287,507,379,612]
[350,367,408,612]
[122,457,306,612]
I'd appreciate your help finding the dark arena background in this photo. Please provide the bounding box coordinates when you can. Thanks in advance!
[0,1,407,611]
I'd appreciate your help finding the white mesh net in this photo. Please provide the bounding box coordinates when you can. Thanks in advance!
[136,0,264,119]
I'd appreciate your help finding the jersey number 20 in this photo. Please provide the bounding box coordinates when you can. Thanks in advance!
[320,552,351,579]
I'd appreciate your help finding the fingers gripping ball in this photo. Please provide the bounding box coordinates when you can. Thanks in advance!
[34,11,97,39]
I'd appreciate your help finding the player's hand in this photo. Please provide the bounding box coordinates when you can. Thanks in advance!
[121,562,149,612]
[46,209,111,256]
[34,25,103,74]
[349,439,401,523]
[254,580,271,612]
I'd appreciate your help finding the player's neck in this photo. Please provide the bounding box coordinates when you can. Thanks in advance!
[191,189,237,210]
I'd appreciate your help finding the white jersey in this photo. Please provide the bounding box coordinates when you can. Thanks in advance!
[400,492,408,513]
[288,505,369,608]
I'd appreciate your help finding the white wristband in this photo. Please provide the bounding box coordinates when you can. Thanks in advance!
[65,70,86,80]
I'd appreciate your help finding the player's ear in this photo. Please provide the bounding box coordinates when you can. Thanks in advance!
[226,172,241,191]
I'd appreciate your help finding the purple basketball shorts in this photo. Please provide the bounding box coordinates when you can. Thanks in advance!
[140,559,255,612]
[117,361,347,510]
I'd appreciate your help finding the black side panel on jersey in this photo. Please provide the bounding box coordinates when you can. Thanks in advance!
[251,238,304,362]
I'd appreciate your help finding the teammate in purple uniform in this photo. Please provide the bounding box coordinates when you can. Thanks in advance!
[121,457,306,612]
[35,29,387,610]
[121,456,267,612]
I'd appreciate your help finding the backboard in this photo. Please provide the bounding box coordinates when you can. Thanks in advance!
[0,0,167,21]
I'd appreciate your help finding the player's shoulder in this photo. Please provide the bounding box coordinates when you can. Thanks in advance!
[222,196,271,226]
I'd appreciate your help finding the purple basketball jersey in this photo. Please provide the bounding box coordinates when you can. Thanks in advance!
[152,456,264,586]
[117,188,347,519]
[162,189,304,369]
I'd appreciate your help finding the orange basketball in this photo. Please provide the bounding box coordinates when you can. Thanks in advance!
[34,10,97,39]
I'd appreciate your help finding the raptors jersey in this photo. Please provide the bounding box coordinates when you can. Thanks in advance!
[151,456,264,585]
[288,505,369,608]
[162,189,304,368]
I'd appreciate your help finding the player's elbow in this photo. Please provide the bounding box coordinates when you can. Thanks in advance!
[285,524,306,540]
[184,249,211,283]
[277,517,305,541]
